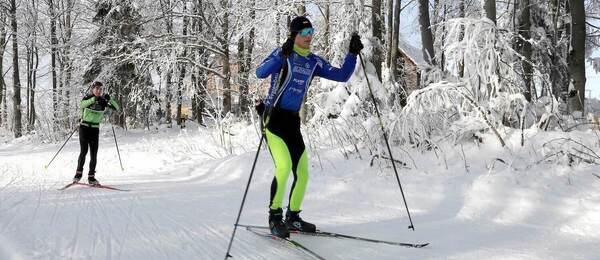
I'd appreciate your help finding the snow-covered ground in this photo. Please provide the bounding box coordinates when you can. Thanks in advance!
[1,123,599,259]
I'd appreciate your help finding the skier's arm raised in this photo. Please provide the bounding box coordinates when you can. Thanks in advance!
[104,94,120,111]
[80,95,96,108]
[314,34,364,82]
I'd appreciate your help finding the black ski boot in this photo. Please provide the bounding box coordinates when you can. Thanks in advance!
[73,171,83,183]
[285,210,316,233]
[88,174,100,186]
[268,208,290,238]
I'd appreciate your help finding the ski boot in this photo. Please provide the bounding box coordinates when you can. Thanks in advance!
[88,174,100,186]
[269,208,290,238]
[285,210,316,233]
[73,171,83,183]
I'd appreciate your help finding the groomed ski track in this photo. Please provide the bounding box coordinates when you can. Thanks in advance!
[0,125,599,259]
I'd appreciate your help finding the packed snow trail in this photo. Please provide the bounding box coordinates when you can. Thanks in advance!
[0,125,599,259]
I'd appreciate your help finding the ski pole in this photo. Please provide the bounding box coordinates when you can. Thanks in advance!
[225,51,290,259]
[44,126,78,170]
[111,124,124,171]
[358,52,416,231]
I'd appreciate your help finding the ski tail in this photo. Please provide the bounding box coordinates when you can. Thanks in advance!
[245,226,326,260]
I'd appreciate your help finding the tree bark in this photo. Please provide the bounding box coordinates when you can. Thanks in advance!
[29,46,38,133]
[239,0,255,115]
[192,0,206,124]
[221,0,232,114]
[372,0,383,81]
[568,0,586,113]
[49,0,59,125]
[518,0,533,102]
[10,0,22,138]
[418,0,436,65]
[458,0,465,77]
[483,0,496,24]
[61,0,75,128]
[386,0,393,67]
[324,1,330,59]
[390,0,401,79]
[162,0,173,126]
[297,2,306,16]
[237,38,246,114]
[177,1,188,126]
[0,14,5,127]
[26,46,31,132]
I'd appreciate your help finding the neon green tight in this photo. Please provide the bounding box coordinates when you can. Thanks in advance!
[266,128,309,211]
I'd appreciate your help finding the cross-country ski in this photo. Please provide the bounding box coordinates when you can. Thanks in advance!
[58,182,131,192]
[237,224,429,248]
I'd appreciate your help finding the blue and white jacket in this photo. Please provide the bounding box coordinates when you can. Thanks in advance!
[255,48,357,112]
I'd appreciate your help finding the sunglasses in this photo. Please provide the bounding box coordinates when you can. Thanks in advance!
[298,28,315,37]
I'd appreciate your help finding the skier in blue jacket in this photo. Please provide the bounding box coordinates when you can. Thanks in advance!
[255,16,363,238]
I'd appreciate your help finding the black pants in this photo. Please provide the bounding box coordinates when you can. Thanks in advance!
[77,125,99,175]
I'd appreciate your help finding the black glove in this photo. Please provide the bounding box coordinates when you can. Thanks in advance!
[98,97,108,107]
[281,38,294,57]
[255,100,266,116]
[103,94,111,101]
[349,33,364,55]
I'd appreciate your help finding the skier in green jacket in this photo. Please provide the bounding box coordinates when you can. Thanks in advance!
[74,81,120,185]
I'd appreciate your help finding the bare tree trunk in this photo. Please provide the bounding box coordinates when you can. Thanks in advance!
[29,46,38,132]
[324,1,330,59]
[165,71,173,126]
[26,43,36,133]
[0,14,6,128]
[418,0,436,65]
[221,0,232,114]
[458,0,465,77]
[26,46,31,132]
[275,0,280,43]
[49,0,59,126]
[549,0,567,100]
[177,2,188,126]
[568,0,586,113]
[237,38,246,114]
[10,0,22,138]
[518,0,533,102]
[161,0,173,126]
[297,1,306,15]
[483,0,496,24]
[386,0,393,67]
[192,0,206,124]
[440,1,447,72]
[390,0,401,79]
[61,0,75,128]
[239,0,255,115]
[372,0,383,81]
